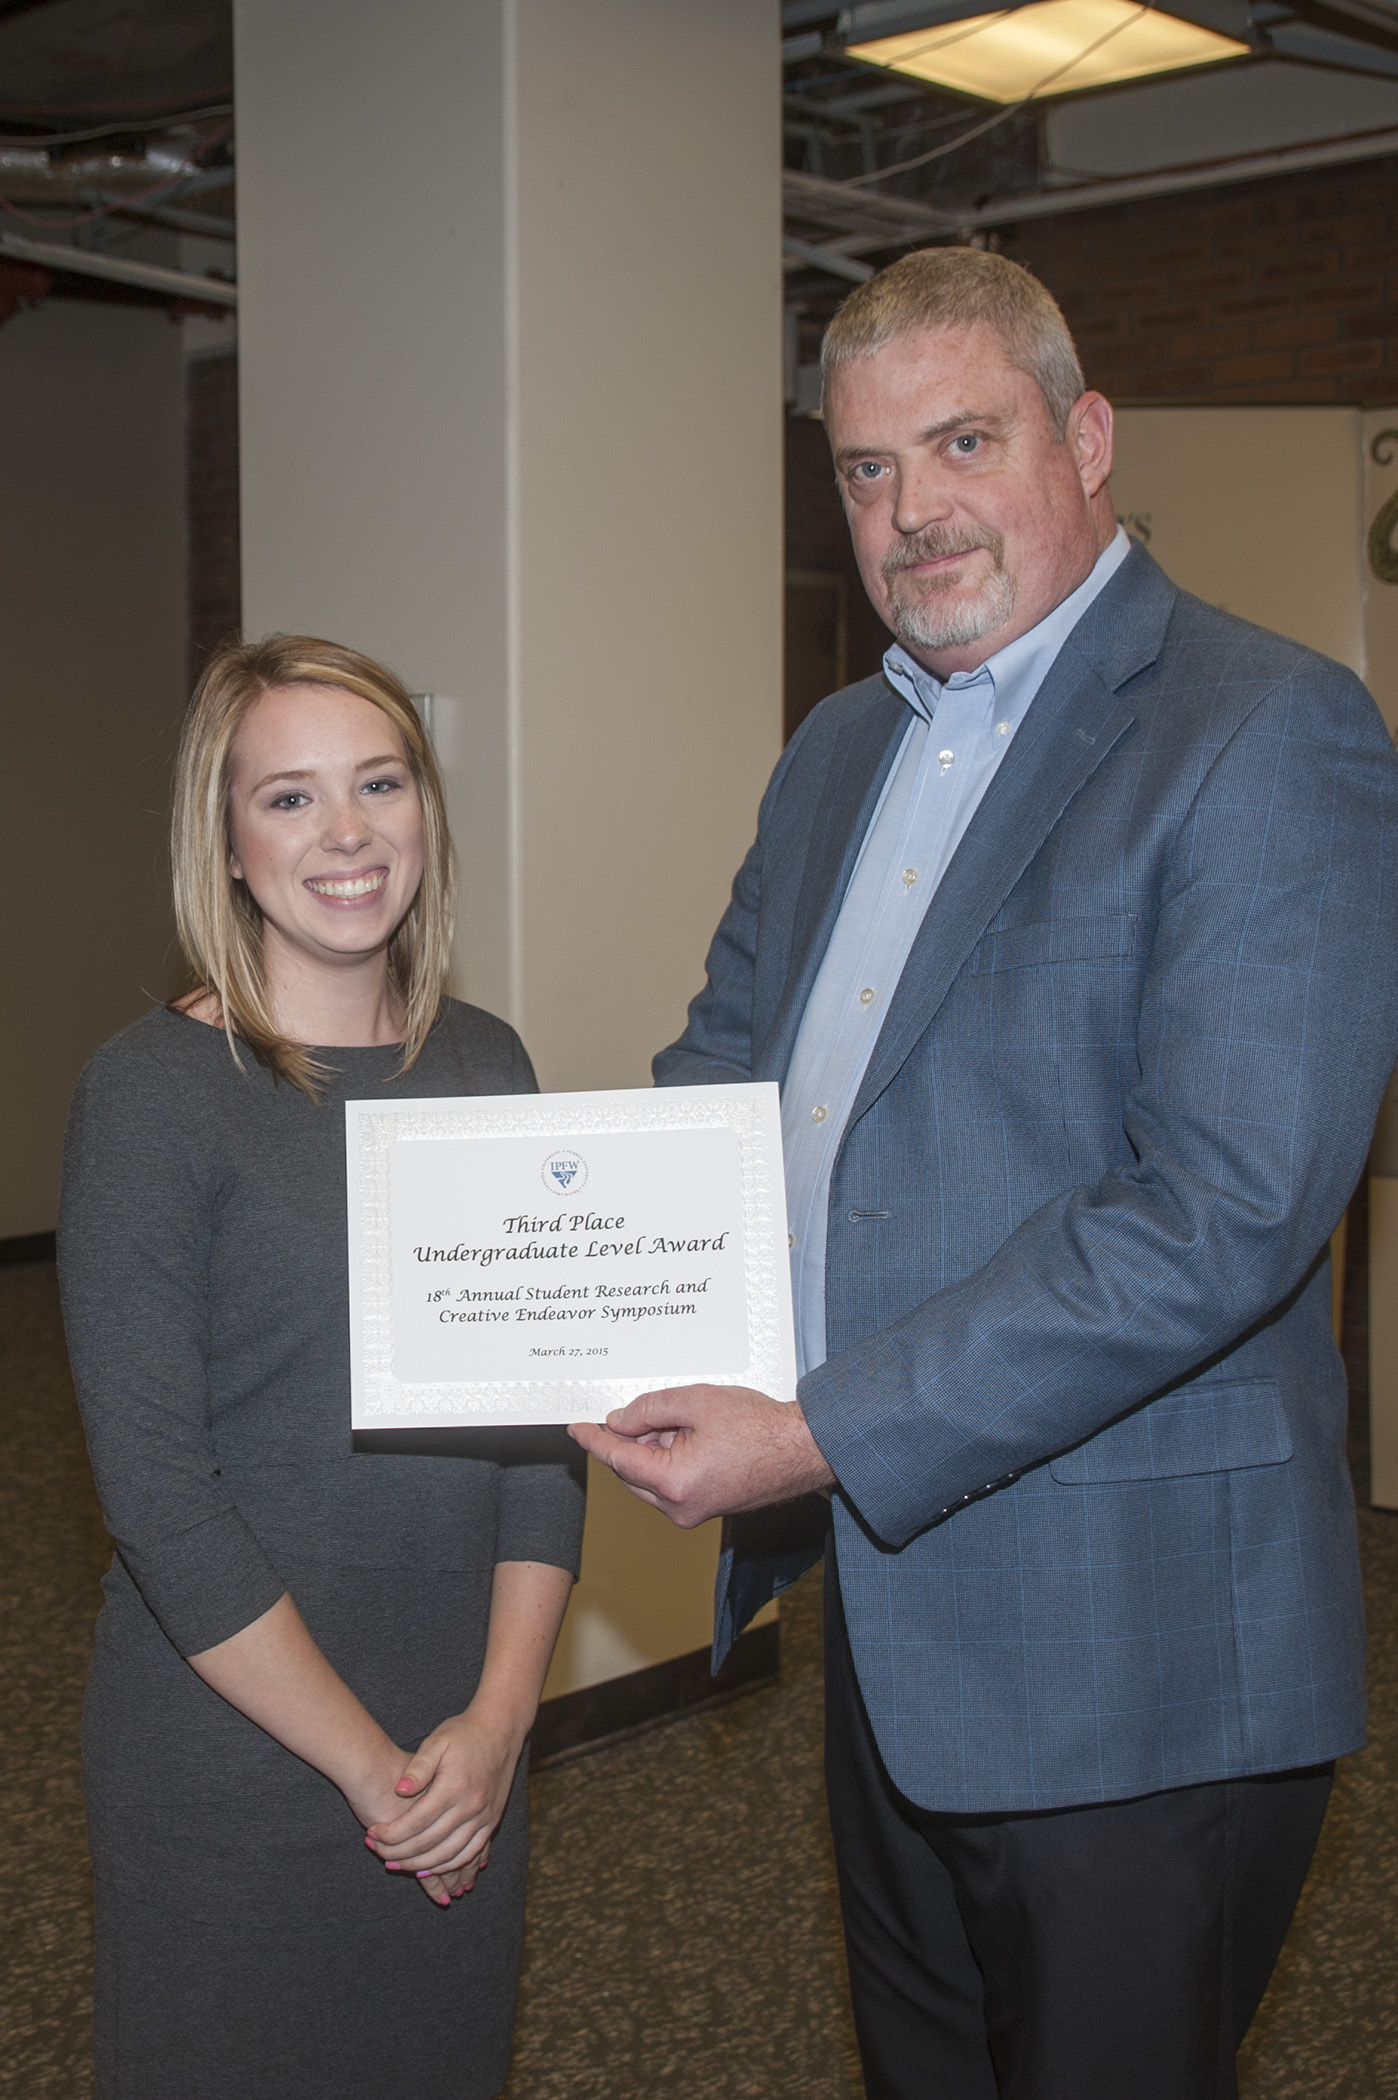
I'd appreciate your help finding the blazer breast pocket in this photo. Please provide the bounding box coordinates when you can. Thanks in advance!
[1048,1380,1293,1484]
[970,913,1138,975]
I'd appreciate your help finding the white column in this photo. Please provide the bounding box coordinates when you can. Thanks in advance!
[234,0,783,1687]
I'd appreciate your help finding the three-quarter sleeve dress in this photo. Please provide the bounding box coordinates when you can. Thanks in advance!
[57,1001,586,2100]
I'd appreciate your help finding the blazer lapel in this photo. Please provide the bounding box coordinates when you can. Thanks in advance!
[757,682,906,1081]
[844,547,1175,1129]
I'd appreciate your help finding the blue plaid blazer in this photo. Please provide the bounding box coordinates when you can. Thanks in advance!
[656,544,1398,1813]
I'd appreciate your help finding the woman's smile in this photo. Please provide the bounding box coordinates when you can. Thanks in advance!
[304,867,389,903]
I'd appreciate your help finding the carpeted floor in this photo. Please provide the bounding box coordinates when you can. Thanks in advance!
[1,1215,1393,2098]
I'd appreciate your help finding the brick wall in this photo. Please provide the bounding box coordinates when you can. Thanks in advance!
[1011,152,1398,406]
[186,351,241,687]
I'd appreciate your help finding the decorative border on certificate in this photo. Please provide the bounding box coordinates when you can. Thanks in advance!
[347,1082,796,1428]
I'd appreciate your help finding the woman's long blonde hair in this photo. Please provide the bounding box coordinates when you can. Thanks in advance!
[170,634,457,1100]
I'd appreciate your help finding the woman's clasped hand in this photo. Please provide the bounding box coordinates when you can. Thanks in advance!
[366,1703,527,1902]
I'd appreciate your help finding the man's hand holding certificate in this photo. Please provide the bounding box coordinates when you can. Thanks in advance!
[567,1380,836,1527]
[347,1082,797,1430]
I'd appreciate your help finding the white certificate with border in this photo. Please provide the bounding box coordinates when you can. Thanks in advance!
[346,1082,796,1428]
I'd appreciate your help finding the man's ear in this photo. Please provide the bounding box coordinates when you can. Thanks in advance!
[1069,390,1113,498]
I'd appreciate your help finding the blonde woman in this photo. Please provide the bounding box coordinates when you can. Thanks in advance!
[58,637,583,2100]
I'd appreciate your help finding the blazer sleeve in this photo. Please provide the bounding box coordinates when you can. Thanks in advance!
[58,1041,288,1656]
[800,658,1398,1547]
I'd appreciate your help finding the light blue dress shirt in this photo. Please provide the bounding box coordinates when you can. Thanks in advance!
[782,528,1132,1379]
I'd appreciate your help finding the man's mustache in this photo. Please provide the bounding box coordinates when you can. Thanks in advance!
[881,527,1005,585]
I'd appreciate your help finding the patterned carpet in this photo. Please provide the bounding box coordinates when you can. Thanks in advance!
[1,1224,1393,2098]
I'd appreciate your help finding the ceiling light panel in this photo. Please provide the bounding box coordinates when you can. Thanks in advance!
[848,1,1249,104]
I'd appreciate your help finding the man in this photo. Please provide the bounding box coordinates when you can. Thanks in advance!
[571,249,1398,2098]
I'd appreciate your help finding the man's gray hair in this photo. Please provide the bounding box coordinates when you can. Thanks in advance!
[821,247,1086,438]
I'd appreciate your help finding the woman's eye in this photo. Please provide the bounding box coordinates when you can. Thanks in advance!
[270,791,309,810]
[363,777,402,795]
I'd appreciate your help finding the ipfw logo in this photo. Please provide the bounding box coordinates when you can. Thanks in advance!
[541,1149,587,1196]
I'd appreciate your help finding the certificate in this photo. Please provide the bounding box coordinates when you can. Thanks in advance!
[346,1082,796,1428]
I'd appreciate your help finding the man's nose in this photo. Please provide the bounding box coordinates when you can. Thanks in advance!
[890,462,953,539]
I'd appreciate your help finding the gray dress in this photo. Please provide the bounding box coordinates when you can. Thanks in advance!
[57,1002,586,2100]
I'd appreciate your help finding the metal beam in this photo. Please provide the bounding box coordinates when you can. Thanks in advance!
[0,230,237,305]
[960,119,1398,226]
[116,202,236,241]
[783,234,876,280]
[784,165,960,237]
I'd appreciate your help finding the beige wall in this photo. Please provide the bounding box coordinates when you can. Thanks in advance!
[1109,400,1398,737]
[1,302,186,1239]
[1110,407,1367,675]
[234,0,783,1692]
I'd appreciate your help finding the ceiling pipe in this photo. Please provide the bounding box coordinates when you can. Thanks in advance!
[123,202,235,241]
[0,230,236,306]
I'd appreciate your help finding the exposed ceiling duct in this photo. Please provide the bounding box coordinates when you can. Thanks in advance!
[0,138,233,239]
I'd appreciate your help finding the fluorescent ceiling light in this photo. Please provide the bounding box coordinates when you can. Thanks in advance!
[848,2,1249,104]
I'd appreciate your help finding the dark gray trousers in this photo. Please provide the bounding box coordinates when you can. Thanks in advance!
[824,1556,1332,2100]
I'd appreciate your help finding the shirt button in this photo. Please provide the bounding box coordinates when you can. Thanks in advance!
[788,1231,794,1248]
[859,987,875,1006]
[902,867,918,888]
[996,720,1010,736]
[811,1105,828,1123]
[939,749,955,770]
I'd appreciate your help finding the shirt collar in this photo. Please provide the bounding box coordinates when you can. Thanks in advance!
[882,527,1132,727]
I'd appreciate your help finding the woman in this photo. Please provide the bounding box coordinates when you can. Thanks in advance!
[58,636,584,2100]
